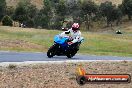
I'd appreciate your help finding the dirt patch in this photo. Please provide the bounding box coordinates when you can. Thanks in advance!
[0,39,45,51]
[6,0,43,9]
[0,61,131,88]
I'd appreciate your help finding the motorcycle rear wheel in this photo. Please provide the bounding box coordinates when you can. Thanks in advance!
[66,51,76,58]
[66,54,73,58]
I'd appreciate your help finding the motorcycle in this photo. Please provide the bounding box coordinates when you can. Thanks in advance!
[47,35,84,58]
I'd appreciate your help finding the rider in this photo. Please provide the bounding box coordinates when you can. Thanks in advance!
[60,23,83,45]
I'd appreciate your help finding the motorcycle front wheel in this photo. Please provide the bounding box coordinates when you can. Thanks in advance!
[47,45,56,58]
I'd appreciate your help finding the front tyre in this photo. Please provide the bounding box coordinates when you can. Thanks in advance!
[47,45,56,58]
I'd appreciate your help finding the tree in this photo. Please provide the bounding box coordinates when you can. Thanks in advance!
[55,0,67,17]
[66,0,82,23]
[43,0,52,15]
[52,0,67,29]
[13,1,37,27]
[34,9,49,28]
[2,15,13,26]
[13,2,28,23]
[81,0,98,30]
[0,0,6,21]
[25,17,34,28]
[121,0,132,20]
[34,0,59,29]
[112,7,123,25]
[6,6,15,17]
[66,0,79,15]
[25,3,38,19]
[38,0,53,28]
[100,1,122,26]
[100,1,115,26]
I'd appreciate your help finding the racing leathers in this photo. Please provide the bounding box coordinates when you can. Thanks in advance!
[59,28,83,44]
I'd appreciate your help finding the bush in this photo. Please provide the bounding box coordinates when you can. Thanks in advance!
[2,15,13,26]
[51,21,62,29]
[25,18,34,28]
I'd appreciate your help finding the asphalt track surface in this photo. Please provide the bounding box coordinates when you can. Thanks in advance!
[0,51,132,62]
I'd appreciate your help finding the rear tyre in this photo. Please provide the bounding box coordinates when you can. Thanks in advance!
[66,51,76,58]
[66,53,73,58]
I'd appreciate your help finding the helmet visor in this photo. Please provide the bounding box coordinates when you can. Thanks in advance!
[72,27,79,31]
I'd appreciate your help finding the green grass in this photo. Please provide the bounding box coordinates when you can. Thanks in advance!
[0,26,132,57]
[80,32,132,56]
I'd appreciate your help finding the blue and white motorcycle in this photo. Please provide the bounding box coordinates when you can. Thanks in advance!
[47,35,84,58]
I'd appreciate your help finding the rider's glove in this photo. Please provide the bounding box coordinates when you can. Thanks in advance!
[68,42,73,45]
[69,36,73,40]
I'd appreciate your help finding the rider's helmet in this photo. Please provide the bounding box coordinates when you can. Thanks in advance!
[72,23,80,32]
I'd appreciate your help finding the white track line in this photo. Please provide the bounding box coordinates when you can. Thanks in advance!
[0,60,132,67]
